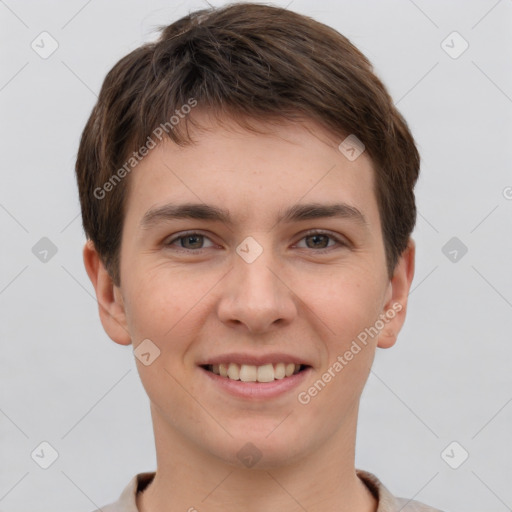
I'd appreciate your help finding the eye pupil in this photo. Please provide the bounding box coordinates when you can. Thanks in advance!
[182,234,203,249]
[306,234,329,249]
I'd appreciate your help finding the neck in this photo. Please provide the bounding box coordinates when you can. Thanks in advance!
[137,404,377,512]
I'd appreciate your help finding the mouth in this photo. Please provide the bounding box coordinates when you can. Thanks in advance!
[200,362,310,383]
[197,353,313,399]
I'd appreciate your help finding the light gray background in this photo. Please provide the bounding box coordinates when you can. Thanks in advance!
[1,0,511,511]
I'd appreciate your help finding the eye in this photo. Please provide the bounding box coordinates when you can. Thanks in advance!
[295,230,346,252]
[163,230,347,254]
[164,232,216,251]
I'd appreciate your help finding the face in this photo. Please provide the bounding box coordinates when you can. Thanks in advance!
[85,112,414,469]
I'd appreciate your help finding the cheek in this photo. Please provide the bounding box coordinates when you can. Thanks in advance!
[304,270,384,345]
[123,264,204,340]
[125,277,204,419]
[301,289,379,421]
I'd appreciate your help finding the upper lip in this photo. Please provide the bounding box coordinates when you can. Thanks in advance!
[198,353,311,367]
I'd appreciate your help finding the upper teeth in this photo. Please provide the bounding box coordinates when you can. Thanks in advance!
[209,363,301,382]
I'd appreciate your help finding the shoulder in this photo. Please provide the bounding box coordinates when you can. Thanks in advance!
[89,472,156,512]
[90,504,124,512]
[356,469,445,512]
[394,497,445,511]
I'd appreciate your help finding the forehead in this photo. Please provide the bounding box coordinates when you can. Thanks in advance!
[123,113,380,232]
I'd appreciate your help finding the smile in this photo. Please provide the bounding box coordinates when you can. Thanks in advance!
[202,363,308,382]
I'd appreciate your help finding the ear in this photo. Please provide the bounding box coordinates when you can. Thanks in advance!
[377,238,416,349]
[83,240,132,346]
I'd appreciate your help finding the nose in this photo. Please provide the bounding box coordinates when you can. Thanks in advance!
[216,246,297,334]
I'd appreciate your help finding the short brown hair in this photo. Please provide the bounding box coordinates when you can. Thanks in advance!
[75,2,420,286]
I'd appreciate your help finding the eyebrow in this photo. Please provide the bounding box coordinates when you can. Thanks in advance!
[140,202,369,229]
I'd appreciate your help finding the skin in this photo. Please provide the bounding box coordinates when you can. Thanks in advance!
[84,111,415,512]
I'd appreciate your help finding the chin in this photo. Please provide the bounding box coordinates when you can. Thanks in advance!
[205,429,312,470]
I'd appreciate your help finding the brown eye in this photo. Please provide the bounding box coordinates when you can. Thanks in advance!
[295,230,346,252]
[179,234,204,249]
[304,233,331,249]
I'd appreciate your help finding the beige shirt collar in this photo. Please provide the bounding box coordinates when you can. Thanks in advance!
[96,469,443,512]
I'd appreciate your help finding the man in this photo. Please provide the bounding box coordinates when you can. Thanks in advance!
[76,3,443,511]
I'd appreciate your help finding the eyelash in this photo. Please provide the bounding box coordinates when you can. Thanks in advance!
[164,230,348,254]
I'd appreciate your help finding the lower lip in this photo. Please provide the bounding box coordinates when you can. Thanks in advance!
[199,366,312,400]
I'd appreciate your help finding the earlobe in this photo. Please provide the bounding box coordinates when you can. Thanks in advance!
[83,240,132,346]
[377,238,416,349]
